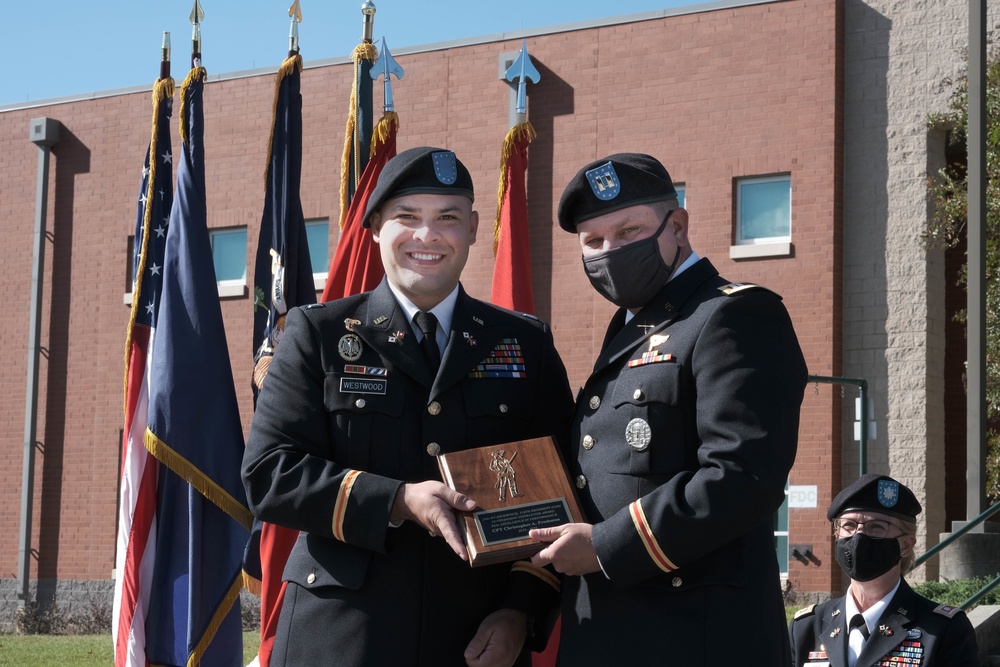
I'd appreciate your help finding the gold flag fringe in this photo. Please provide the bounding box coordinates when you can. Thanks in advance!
[337,110,398,231]
[263,55,304,189]
[144,428,254,532]
[122,77,175,418]
[242,569,263,597]
[338,42,378,229]
[492,122,536,256]
[185,574,245,667]
[179,67,207,146]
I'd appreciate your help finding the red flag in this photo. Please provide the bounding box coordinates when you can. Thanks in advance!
[321,112,397,301]
[491,122,536,313]
[489,122,562,667]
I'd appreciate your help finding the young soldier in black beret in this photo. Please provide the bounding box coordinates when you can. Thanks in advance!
[243,147,574,666]
[529,152,808,664]
[790,474,981,666]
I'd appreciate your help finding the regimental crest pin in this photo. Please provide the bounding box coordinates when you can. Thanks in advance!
[338,333,363,361]
[878,479,899,508]
[586,161,621,200]
[344,318,361,332]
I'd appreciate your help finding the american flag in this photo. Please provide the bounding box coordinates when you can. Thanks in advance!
[114,76,174,667]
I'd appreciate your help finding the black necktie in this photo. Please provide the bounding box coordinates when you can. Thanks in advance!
[849,613,870,640]
[414,311,441,371]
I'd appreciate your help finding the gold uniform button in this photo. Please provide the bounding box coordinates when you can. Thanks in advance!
[307,573,317,585]
[499,403,508,413]
[633,389,644,401]
[582,435,595,450]
[427,401,442,416]
[575,475,588,489]
[589,396,601,410]
[355,398,366,409]
[426,442,441,456]
[671,577,682,588]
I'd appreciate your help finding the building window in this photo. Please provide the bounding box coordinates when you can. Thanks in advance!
[775,482,789,577]
[730,175,792,259]
[674,185,685,209]
[305,218,330,291]
[210,227,248,298]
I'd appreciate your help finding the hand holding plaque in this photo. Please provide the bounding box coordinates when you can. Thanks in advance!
[437,436,585,567]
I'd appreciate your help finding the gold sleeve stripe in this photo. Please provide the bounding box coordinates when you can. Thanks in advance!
[332,470,362,542]
[629,500,677,573]
[511,561,560,592]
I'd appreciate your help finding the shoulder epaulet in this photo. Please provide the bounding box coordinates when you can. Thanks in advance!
[718,282,780,298]
[793,604,817,621]
[304,303,325,309]
[933,604,961,618]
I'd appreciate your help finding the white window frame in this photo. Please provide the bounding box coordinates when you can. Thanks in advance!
[305,218,331,291]
[210,227,248,298]
[730,174,792,259]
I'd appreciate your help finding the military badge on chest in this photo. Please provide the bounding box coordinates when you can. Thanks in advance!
[339,333,363,361]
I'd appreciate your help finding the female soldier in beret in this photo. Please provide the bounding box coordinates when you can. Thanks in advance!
[789,473,981,666]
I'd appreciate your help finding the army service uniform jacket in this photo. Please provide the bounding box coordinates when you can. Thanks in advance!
[789,579,981,666]
[242,279,574,667]
[558,258,808,665]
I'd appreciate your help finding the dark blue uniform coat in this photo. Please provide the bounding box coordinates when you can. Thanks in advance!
[558,258,807,665]
[243,279,574,667]
[789,578,981,666]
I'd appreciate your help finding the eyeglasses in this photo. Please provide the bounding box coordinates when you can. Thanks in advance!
[833,518,901,540]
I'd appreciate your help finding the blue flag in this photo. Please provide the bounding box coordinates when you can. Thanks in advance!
[144,67,252,667]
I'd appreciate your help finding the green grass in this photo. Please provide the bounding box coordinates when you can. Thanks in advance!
[0,632,259,667]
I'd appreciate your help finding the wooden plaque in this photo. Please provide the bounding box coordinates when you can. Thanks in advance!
[437,436,585,568]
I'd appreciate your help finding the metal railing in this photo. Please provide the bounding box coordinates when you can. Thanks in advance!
[910,497,1000,610]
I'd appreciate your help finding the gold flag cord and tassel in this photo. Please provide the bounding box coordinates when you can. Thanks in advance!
[338,42,378,229]
[262,54,304,188]
[492,121,536,256]
[122,77,175,417]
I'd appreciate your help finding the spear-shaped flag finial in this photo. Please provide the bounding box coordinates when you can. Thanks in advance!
[288,0,302,55]
[371,37,403,113]
[504,39,540,122]
[160,31,172,80]
[190,0,205,67]
[361,1,376,44]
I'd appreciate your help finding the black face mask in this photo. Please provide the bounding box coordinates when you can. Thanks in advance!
[835,533,901,582]
[582,210,681,310]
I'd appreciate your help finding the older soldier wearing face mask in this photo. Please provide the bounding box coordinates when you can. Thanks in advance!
[789,474,981,667]
[529,153,808,664]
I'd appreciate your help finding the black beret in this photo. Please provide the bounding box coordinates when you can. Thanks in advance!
[827,473,922,522]
[362,146,474,227]
[557,153,678,232]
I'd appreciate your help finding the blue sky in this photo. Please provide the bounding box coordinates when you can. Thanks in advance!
[2,0,701,107]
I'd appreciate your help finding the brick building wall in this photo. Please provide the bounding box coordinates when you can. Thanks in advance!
[4,0,940,617]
